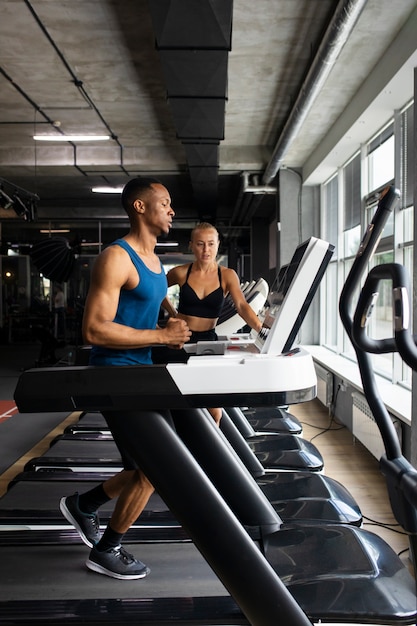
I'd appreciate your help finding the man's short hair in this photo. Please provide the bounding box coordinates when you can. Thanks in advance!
[121,176,162,216]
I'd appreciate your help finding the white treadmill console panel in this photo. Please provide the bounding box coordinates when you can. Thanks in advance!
[167,347,316,396]
[255,237,334,355]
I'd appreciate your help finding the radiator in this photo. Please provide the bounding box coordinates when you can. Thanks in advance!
[315,363,333,407]
[352,391,402,460]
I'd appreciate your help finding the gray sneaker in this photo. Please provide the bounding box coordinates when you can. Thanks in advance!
[59,493,101,548]
[86,545,150,580]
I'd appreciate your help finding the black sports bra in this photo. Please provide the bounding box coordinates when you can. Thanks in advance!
[178,264,224,319]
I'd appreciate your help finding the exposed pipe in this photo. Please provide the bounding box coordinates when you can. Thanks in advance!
[262,0,369,185]
[242,172,276,195]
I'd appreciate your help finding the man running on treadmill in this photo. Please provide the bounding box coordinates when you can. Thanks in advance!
[59,177,190,580]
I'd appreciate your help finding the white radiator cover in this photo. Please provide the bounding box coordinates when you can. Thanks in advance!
[315,363,333,407]
[352,391,402,460]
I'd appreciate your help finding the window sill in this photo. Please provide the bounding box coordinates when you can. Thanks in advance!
[304,345,411,426]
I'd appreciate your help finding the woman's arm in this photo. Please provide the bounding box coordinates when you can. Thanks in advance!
[223,268,263,332]
[161,295,177,318]
[162,265,188,317]
[166,264,187,288]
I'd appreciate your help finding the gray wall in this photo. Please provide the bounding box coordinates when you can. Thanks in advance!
[277,169,321,346]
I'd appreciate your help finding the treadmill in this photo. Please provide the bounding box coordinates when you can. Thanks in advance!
[5,238,361,530]
[4,231,416,625]
[7,375,417,622]
[31,413,324,473]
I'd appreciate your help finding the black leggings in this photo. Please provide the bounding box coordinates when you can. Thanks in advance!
[189,329,218,343]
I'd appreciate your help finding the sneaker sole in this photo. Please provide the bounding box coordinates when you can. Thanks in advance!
[86,558,150,580]
[59,497,96,548]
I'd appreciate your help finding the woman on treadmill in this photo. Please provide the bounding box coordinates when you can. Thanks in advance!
[163,222,263,425]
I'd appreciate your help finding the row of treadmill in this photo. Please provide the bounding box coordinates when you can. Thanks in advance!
[2,187,417,626]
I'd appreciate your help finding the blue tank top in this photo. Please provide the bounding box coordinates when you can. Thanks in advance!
[178,264,224,319]
[90,239,167,366]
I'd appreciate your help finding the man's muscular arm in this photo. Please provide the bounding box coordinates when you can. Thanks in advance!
[82,246,190,349]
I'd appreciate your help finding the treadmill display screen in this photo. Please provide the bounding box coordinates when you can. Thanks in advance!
[255,237,334,355]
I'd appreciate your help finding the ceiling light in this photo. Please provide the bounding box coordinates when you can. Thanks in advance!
[91,186,124,193]
[156,242,179,247]
[40,229,70,234]
[33,134,110,142]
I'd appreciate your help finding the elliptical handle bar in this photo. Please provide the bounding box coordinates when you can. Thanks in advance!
[339,185,402,461]
[339,185,400,338]
[341,184,417,544]
[352,262,410,355]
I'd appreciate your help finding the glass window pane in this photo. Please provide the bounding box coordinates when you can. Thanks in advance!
[402,206,413,242]
[344,225,361,258]
[325,177,338,256]
[368,122,394,153]
[368,135,394,192]
[344,155,361,230]
[403,244,413,297]
[324,262,338,349]
[368,250,394,377]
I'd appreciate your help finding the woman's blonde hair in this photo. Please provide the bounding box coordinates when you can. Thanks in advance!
[190,222,219,242]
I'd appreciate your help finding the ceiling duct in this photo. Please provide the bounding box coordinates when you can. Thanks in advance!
[230,173,277,228]
[148,0,233,223]
[262,0,368,184]
[242,173,276,195]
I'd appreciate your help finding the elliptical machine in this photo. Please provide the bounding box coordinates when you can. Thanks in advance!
[339,184,417,581]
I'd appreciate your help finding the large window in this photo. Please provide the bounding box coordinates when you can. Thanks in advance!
[321,102,414,389]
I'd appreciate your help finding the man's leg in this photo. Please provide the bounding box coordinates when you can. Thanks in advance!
[60,469,136,548]
[104,468,154,533]
[208,407,222,426]
[86,468,154,580]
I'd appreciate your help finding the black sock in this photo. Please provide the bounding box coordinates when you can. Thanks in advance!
[78,484,111,515]
[96,525,124,552]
